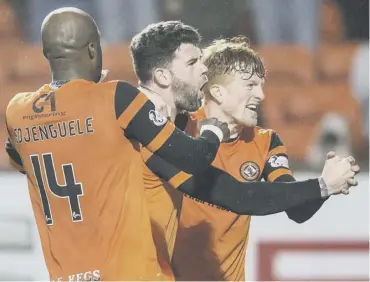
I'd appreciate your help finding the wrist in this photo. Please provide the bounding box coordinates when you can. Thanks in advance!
[200,125,223,142]
[318,176,329,198]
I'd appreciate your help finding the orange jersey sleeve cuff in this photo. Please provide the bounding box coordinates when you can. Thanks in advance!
[267,168,292,182]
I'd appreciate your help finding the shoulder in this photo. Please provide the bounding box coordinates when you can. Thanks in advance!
[254,126,275,137]
[244,126,275,144]
[105,80,139,93]
[253,127,283,148]
[94,80,120,93]
[239,126,284,155]
[6,89,41,120]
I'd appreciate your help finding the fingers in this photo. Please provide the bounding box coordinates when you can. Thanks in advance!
[326,151,336,160]
[341,177,358,196]
[327,154,358,168]
[345,156,356,165]
[335,157,356,179]
[351,164,360,174]
[341,155,360,175]
[199,117,217,126]
[220,122,228,128]
[341,160,356,178]
[341,188,350,195]
[347,177,358,187]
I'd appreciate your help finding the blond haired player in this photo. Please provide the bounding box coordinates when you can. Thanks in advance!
[171,37,360,280]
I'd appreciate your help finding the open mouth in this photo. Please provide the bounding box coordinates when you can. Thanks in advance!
[246,104,258,112]
[200,83,207,91]
[200,77,208,91]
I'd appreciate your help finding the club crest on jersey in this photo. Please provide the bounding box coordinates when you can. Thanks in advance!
[149,109,167,126]
[240,161,260,181]
[268,155,289,168]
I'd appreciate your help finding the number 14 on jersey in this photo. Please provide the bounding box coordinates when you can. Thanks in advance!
[30,153,84,225]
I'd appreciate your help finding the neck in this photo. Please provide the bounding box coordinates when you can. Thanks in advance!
[204,100,242,138]
[139,83,178,121]
[50,59,95,82]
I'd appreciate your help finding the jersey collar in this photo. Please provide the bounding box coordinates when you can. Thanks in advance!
[49,80,69,90]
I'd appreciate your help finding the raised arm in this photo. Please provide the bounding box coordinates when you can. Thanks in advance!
[142,149,352,215]
[113,81,228,174]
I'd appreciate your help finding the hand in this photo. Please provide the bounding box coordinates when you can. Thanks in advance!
[143,91,172,119]
[326,152,360,195]
[199,117,230,142]
[320,152,358,197]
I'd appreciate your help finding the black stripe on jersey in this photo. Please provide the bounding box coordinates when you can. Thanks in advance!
[114,81,141,119]
[145,154,180,182]
[174,112,190,131]
[262,153,290,180]
[125,100,168,147]
[5,136,25,173]
[269,132,284,151]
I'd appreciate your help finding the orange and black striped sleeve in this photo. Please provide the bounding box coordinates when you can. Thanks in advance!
[260,132,327,223]
[113,81,220,174]
[262,132,293,182]
[143,150,327,216]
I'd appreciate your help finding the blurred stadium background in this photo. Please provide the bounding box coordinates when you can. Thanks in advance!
[0,0,368,280]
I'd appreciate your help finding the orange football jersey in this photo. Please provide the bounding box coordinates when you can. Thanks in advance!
[172,109,292,281]
[142,157,182,280]
[140,114,191,280]
[5,80,221,281]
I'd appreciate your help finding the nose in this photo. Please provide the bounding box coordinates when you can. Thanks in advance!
[201,62,208,75]
[255,86,265,101]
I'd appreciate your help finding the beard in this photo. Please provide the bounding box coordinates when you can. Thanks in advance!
[171,75,202,112]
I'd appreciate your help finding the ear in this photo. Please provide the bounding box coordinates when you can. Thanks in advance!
[42,48,48,59]
[209,84,227,103]
[87,42,95,60]
[153,68,171,87]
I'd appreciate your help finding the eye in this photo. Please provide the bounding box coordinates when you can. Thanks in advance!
[188,59,198,66]
[246,84,254,89]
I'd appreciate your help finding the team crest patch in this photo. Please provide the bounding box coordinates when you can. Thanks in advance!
[240,161,260,181]
[149,109,167,126]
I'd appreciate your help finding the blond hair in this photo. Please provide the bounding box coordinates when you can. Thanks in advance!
[203,36,265,96]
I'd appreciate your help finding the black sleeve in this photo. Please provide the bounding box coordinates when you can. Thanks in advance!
[275,174,328,223]
[145,153,324,216]
[5,136,26,174]
[114,81,220,174]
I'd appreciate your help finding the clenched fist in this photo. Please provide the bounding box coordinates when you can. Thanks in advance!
[320,151,360,197]
[199,117,230,142]
[325,151,360,195]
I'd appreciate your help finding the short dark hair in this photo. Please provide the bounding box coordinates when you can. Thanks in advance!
[130,21,201,83]
[203,36,265,84]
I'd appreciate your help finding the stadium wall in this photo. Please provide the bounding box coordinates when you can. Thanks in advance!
[0,172,368,281]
